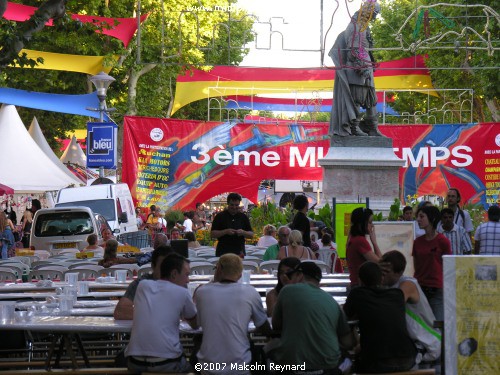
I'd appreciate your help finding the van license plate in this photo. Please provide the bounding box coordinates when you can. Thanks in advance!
[53,242,77,249]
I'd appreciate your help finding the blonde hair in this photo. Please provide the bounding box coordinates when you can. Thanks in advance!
[217,253,243,279]
[289,230,303,247]
[263,224,277,236]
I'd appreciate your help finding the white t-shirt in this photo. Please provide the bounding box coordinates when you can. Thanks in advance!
[195,282,268,374]
[125,279,197,359]
[183,218,193,232]
[257,235,278,248]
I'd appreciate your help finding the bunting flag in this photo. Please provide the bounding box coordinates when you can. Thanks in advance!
[172,55,436,115]
[223,94,398,115]
[12,49,117,75]
[3,2,148,47]
[0,88,106,119]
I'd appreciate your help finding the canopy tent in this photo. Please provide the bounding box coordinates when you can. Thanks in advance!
[28,117,83,186]
[60,135,87,167]
[0,104,80,193]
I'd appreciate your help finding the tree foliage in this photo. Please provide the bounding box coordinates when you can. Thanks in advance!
[371,0,499,122]
[0,0,254,150]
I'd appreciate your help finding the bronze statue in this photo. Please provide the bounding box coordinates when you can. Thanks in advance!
[329,1,384,137]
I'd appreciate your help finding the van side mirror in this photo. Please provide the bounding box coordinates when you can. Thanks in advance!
[118,212,128,224]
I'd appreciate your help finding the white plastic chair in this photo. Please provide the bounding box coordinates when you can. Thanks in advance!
[190,261,215,275]
[243,255,261,264]
[259,260,281,273]
[137,267,152,278]
[303,260,330,274]
[68,262,100,269]
[0,268,18,283]
[0,261,29,277]
[66,268,102,281]
[70,264,104,273]
[110,263,139,272]
[206,257,220,265]
[100,268,134,279]
[29,268,65,281]
[316,248,336,273]
[242,260,259,273]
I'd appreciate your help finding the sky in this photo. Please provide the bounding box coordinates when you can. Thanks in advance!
[236,0,363,68]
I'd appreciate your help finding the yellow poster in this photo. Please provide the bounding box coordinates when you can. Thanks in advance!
[445,256,499,374]
[334,203,365,258]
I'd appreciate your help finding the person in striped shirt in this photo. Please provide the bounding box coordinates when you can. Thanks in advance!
[437,208,472,255]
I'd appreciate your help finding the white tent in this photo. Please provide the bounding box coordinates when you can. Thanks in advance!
[0,104,80,193]
[60,135,86,167]
[28,117,82,185]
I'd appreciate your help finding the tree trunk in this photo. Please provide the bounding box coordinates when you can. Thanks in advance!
[485,99,499,122]
[115,63,157,181]
[126,63,157,116]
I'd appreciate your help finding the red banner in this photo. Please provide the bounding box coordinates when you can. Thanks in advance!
[122,117,500,210]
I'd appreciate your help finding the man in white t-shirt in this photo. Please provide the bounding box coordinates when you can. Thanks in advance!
[194,254,271,375]
[177,211,193,233]
[125,253,197,373]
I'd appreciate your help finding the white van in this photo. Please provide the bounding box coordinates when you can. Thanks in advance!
[30,207,110,251]
[55,183,138,234]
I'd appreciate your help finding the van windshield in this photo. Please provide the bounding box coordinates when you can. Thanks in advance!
[34,212,94,237]
[56,199,116,222]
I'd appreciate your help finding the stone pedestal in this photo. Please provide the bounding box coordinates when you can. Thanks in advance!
[318,136,405,213]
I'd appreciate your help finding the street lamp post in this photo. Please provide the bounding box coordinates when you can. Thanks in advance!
[88,71,116,179]
[89,71,115,122]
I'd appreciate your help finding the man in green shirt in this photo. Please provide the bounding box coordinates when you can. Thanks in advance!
[270,262,354,373]
[262,225,290,261]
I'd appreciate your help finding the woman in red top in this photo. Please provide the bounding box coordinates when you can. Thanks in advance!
[412,205,451,322]
[346,207,382,288]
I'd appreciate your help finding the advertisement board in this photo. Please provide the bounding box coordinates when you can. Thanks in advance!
[122,118,500,210]
[87,122,117,169]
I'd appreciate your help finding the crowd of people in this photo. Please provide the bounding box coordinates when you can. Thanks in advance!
[106,188,498,374]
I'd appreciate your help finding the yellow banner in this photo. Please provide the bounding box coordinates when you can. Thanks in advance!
[13,49,116,75]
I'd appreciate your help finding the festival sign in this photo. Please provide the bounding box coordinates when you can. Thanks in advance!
[122,117,500,210]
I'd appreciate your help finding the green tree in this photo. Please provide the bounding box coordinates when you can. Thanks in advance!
[371,0,499,122]
[0,0,254,149]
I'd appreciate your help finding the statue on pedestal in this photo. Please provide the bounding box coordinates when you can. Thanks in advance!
[329,1,384,137]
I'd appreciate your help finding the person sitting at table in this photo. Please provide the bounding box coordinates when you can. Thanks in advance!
[114,245,173,320]
[265,257,301,317]
[185,231,200,249]
[257,224,278,248]
[268,261,354,374]
[277,230,314,260]
[194,253,270,374]
[343,261,417,373]
[262,225,291,261]
[83,234,104,256]
[170,227,181,240]
[98,228,123,247]
[98,239,137,268]
[125,253,197,373]
[380,250,441,367]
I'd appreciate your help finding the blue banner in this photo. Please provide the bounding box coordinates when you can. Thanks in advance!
[86,122,117,168]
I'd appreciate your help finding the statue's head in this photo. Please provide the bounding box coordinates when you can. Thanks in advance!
[357,1,380,24]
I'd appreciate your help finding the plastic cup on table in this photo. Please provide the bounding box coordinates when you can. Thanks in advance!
[64,272,79,286]
[0,303,15,324]
[241,270,251,284]
[115,270,128,283]
[78,281,90,295]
